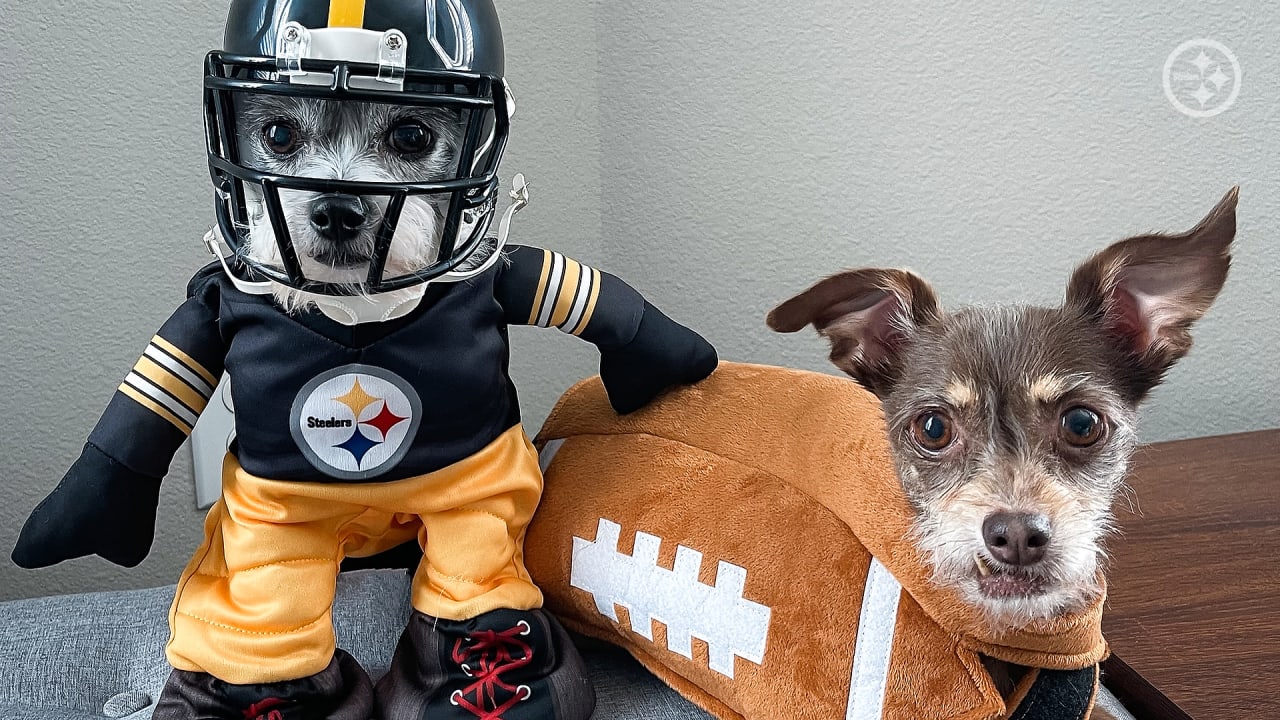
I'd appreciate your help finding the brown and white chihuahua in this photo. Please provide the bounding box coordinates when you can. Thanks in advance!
[768,188,1236,706]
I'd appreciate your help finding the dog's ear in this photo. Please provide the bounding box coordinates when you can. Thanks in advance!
[1065,187,1236,401]
[768,268,941,396]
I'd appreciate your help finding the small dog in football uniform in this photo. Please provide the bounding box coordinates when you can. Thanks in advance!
[234,95,469,310]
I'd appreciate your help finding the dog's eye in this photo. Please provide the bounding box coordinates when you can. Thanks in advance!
[1060,407,1104,447]
[388,121,434,155]
[911,410,954,453]
[262,122,298,155]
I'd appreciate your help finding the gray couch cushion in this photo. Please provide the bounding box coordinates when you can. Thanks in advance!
[0,582,172,719]
[0,570,712,720]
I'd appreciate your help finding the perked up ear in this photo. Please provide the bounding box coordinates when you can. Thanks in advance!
[1065,186,1237,401]
[767,268,941,397]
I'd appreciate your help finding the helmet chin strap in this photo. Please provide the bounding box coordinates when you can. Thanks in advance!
[204,173,529,326]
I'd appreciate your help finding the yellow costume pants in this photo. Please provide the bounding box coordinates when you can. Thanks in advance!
[166,425,545,684]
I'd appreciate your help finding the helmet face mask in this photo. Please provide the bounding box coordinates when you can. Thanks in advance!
[205,0,510,297]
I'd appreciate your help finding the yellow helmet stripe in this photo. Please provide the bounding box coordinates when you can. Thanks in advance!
[328,0,367,28]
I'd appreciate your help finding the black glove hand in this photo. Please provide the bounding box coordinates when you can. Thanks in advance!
[599,301,718,414]
[12,443,162,568]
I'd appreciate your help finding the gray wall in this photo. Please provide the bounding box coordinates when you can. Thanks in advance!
[2,1,1275,601]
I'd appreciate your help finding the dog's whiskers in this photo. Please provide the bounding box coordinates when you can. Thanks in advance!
[229,95,462,313]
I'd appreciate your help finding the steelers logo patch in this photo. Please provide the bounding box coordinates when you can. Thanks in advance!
[290,365,422,480]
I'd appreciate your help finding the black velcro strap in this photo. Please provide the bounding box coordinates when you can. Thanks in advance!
[1008,665,1099,720]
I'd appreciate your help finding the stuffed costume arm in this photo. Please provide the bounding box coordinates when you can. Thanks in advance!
[495,245,718,413]
[13,271,226,569]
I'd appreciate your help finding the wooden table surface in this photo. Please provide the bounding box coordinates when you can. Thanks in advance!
[1101,428,1280,719]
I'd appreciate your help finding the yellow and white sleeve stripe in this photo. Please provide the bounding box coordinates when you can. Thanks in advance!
[118,335,218,434]
[528,250,603,336]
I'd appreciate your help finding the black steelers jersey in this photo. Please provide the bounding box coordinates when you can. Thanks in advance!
[89,245,655,484]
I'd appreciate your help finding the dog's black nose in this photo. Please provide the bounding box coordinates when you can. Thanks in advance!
[310,195,367,243]
[982,512,1051,566]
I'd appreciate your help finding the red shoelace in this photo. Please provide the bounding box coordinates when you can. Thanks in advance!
[449,621,535,719]
[242,697,286,720]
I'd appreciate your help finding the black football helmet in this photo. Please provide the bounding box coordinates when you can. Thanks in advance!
[205,0,512,295]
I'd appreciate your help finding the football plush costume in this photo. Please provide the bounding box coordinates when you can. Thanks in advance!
[12,2,718,719]
[526,363,1107,720]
